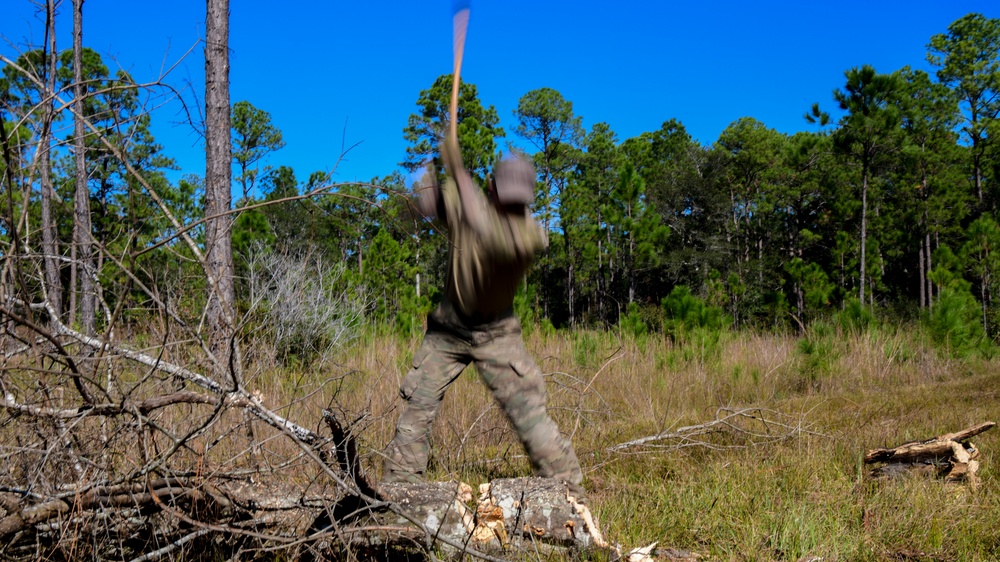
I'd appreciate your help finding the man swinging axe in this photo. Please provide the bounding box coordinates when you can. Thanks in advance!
[381,0,585,502]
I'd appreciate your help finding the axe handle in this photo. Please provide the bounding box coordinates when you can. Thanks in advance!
[449,6,469,144]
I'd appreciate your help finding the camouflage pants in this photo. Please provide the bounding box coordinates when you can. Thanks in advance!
[382,313,583,492]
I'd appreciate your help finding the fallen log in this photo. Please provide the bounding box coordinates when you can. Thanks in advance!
[481,478,605,550]
[337,477,609,558]
[0,478,230,539]
[1,477,612,560]
[864,422,995,485]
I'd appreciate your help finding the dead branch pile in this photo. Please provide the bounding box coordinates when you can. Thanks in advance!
[0,321,611,560]
[1,310,338,559]
[1,284,626,561]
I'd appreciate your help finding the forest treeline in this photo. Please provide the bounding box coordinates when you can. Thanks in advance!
[4,12,1000,356]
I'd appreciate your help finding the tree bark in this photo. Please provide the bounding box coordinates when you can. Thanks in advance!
[627,202,635,304]
[918,243,926,309]
[205,0,236,379]
[926,232,934,309]
[971,102,983,206]
[567,259,575,327]
[0,477,609,560]
[597,237,604,324]
[39,0,63,319]
[72,0,95,335]
[918,173,928,309]
[350,478,606,555]
[859,163,868,305]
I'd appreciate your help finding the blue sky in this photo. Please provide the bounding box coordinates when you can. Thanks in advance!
[4,1,999,190]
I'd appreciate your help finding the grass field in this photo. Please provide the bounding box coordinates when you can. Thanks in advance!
[305,323,1000,561]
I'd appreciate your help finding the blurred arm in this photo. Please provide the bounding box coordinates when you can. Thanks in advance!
[414,164,442,220]
[442,133,488,235]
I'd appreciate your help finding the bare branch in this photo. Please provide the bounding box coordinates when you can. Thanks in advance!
[608,407,825,453]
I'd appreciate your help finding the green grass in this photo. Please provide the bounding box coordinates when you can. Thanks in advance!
[324,324,1000,561]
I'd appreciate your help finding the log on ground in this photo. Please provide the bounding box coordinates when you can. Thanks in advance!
[335,477,608,557]
[864,422,994,484]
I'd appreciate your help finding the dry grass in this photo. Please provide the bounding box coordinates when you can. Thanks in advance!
[7,323,993,560]
[309,325,1000,561]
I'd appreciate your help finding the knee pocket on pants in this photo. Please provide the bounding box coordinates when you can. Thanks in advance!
[400,346,432,400]
[508,359,547,400]
[510,358,540,379]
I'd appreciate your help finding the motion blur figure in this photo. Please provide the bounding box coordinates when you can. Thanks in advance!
[382,135,585,499]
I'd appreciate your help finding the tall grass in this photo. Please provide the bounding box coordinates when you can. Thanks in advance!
[306,320,1000,560]
[97,318,990,559]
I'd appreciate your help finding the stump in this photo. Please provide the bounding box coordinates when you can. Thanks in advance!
[863,422,995,486]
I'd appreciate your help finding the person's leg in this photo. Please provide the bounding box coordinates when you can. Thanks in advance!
[473,331,585,496]
[382,329,469,482]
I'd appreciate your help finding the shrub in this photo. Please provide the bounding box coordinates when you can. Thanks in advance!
[785,258,835,322]
[514,282,537,338]
[834,297,873,333]
[923,287,992,359]
[661,286,726,340]
[572,330,600,368]
[797,320,837,385]
[244,246,368,365]
[619,302,649,339]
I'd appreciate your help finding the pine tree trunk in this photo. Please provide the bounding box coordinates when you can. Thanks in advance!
[982,261,990,334]
[919,164,928,309]
[568,260,575,327]
[926,232,933,309]
[205,0,236,379]
[565,223,574,327]
[607,223,615,320]
[41,0,62,319]
[72,0,95,336]
[972,103,983,206]
[541,177,551,321]
[597,237,604,325]
[627,204,635,305]
[919,244,926,309]
[859,164,868,305]
[729,187,738,269]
